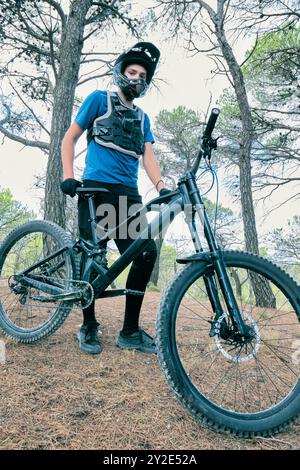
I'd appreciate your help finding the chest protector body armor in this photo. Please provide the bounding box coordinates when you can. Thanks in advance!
[87,92,145,158]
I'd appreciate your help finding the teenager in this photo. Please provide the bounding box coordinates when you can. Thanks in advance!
[61,42,169,355]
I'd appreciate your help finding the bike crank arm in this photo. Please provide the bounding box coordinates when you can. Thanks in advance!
[98,288,144,298]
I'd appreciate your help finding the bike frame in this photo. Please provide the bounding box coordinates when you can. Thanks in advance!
[18,170,249,336]
[88,172,248,334]
[16,107,250,336]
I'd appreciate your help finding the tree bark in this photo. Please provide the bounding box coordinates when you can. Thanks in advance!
[214,12,259,254]
[44,0,92,227]
[213,9,275,306]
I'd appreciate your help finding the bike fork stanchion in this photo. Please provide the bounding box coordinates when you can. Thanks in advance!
[179,179,224,321]
[185,171,251,337]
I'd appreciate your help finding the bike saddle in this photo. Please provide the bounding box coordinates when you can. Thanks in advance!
[76,187,110,196]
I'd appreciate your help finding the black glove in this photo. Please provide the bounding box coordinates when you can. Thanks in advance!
[159,188,172,197]
[60,178,82,197]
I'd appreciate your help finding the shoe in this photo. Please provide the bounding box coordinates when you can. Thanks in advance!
[116,328,157,354]
[77,322,102,354]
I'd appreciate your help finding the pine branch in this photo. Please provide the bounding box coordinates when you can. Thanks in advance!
[0,125,49,150]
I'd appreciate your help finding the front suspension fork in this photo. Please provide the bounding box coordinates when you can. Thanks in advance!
[180,176,250,338]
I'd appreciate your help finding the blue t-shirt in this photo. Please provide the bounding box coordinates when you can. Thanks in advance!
[75,90,155,188]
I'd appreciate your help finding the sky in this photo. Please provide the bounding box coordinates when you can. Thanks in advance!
[0,2,298,240]
[0,34,225,209]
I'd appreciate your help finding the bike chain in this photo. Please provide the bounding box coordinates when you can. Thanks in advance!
[10,275,143,309]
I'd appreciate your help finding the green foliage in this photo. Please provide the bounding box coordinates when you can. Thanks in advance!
[259,246,268,257]
[243,27,299,109]
[243,27,299,79]
[216,90,243,159]
[217,90,241,125]
[156,106,200,131]
[203,197,241,248]
[157,243,178,289]
[154,106,203,182]
[147,282,160,292]
[106,250,130,288]
[216,25,300,206]
[219,26,299,125]
[153,105,240,248]
[0,187,34,239]
[204,197,234,220]
[286,263,300,284]
[268,215,300,265]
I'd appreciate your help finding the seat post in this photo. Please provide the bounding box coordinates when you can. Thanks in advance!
[87,195,99,244]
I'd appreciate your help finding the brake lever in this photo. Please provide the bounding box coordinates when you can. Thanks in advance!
[202,136,220,160]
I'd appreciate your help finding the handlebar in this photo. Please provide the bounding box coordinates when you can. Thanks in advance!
[191,107,220,175]
[203,108,220,138]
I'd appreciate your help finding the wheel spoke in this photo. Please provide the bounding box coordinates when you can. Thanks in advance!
[0,223,75,341]
[158,252,300,424]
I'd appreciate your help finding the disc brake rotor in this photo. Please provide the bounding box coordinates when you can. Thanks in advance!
[214,312,260,363]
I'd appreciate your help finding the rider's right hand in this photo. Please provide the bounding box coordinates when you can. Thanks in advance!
[60,178,82,197]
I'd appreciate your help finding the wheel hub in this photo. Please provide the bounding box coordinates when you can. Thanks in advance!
[214,312,260,363]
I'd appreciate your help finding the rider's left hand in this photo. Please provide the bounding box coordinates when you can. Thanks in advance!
[159,188,172,197]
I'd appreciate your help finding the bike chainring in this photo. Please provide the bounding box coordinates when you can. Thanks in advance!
[71,279,95,309]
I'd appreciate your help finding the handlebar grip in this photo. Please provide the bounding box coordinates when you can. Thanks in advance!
[203,108,220,138]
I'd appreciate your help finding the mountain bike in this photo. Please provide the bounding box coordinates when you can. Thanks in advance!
[0,109,300,437]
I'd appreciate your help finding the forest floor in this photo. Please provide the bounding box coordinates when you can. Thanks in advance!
[0,292,299,450]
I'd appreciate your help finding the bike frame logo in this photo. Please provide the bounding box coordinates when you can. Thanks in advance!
[0,339,6,365]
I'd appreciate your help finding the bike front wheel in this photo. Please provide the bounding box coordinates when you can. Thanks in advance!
[156,251,300,436]
[0,220,78,342]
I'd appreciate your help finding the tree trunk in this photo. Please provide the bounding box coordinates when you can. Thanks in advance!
[214,8,275,306]
[214,17,259,254]
[44,0,92,227]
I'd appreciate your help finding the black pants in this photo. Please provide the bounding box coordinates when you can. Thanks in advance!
[78,180,157,334]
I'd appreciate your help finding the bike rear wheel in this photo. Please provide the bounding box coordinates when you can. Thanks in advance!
[156,251,300,436]
[0,220,78,342]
